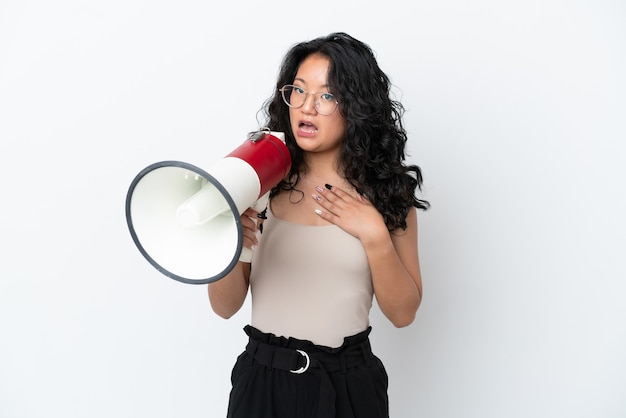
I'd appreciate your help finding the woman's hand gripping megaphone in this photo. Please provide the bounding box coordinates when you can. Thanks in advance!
[238,192,269,263]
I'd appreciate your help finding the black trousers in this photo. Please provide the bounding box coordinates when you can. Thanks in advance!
[226,325,389,418]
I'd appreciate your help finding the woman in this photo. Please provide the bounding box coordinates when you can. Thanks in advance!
[208,32,429,418]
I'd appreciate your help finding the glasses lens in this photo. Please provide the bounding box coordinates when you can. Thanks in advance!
[316,93,338,115]
[281,85,302,108]
[281,85,292,106]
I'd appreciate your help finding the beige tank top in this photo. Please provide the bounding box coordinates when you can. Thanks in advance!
[249,206,373,348]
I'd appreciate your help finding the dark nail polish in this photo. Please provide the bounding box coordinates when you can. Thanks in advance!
[324,183,332,190]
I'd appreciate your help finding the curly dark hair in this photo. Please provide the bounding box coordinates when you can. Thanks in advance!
[260,32,429,231]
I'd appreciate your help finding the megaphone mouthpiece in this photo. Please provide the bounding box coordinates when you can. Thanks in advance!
[176,183,231,228]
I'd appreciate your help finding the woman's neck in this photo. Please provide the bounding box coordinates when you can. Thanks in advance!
[301,151,343,183]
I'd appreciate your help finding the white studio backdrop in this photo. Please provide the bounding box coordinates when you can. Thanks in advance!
[1,1,625,417]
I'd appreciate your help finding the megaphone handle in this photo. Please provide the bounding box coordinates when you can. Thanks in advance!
[239,192,270,263]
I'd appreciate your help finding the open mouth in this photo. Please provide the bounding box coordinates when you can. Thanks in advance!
[299,121,318,134]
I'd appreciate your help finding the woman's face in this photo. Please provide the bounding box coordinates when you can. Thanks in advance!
[288,53,346,157]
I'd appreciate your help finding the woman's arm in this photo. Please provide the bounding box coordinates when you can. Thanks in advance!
[207,208,259,319]
[363,207,422,327]
[208,261,251,319]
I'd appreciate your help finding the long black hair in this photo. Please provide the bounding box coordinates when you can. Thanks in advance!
[261,32,429,231]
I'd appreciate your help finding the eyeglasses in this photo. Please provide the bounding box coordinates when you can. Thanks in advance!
[279,85,339,116]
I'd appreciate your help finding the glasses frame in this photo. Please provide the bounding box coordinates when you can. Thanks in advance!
[279,84,339,116]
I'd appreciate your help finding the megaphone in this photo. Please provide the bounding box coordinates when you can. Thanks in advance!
[125,130,291,285]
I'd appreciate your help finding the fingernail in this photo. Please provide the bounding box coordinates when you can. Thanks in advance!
[312,194,321,201]
[314,209,323,215]
[324,184,332,190]
[315,186,324,193]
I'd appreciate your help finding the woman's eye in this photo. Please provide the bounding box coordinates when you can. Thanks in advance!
[321,93,335,101]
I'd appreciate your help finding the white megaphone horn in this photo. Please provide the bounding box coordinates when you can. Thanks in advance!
[125,129,291,285]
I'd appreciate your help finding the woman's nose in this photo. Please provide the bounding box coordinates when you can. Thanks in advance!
[301,93,318,114]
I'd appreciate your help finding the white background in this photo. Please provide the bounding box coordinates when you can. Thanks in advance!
[1,1,625,417]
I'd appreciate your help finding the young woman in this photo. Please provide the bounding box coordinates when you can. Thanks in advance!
[208,32,429,418]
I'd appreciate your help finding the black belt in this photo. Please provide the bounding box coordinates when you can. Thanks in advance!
[244,333,374,417]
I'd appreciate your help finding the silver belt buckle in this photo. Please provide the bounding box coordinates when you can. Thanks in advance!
[289,350,310,374]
